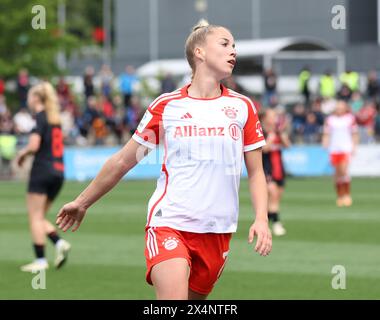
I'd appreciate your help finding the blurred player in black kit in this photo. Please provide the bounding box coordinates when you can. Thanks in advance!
[260,109,291,236]
[17,82,71,272]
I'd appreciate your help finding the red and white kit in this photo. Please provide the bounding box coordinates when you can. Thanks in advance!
[133,84,265,293]
[133,84,266,234]
[324,113,358,165]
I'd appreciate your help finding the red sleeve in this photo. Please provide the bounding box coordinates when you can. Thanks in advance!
[132,101,165,149]
[243,98,266,152]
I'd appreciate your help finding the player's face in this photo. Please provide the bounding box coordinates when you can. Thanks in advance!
[203,28,237,80]
[27,91,38,112]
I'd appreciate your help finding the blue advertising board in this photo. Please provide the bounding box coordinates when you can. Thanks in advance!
[64,145,334,181]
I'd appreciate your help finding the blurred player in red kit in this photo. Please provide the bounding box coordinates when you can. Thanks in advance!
[323,100,359,206]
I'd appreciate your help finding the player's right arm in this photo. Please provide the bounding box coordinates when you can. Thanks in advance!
[322,118,330,149]
[56,138,150,232]
[351,115,359,155]
[56,93,170,232]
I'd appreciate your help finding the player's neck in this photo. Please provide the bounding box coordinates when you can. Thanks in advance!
[34,104,44,113]
[188,73,221,99]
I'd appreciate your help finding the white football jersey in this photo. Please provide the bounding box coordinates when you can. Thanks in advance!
[324,113,358,153]
[132,84,266,233]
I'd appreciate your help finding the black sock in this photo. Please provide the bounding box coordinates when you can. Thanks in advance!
[33,244,45,259]
[48,231,60,245]
[268,212,279,223]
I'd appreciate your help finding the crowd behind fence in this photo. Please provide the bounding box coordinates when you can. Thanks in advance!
[1,65,380,179]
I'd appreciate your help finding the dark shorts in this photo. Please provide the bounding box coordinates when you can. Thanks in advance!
[265,173,286,187]
[28,174,64,201]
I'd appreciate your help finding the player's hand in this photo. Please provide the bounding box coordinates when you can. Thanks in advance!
[56,201,87,232]
[267,132,276,144]
[16,150,27,167]
[248,219,272,256]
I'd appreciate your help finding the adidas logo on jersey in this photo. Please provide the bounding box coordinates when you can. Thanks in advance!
[180,112,192,119]
[174,125,225,138]
[155,209,162,217]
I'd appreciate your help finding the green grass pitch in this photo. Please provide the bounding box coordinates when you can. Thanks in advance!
[0,177,379,299]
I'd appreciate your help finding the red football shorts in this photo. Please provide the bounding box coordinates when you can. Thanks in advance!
[145,226,232,295]
[330,152,350,166]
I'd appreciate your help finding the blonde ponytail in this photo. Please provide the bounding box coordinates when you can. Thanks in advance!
[192,19,210,32]
[30,82,61,125]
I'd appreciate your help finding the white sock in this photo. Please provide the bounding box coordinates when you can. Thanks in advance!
[56,239,65,248]
[36,258,47,265]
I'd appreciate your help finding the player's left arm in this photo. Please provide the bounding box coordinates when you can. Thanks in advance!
[244,148,272,256]
[351,119,359,155]
[279,131,291,148]
[16,133,41,167]
[351,131,359,155]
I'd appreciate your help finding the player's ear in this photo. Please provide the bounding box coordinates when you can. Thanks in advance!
[194,46,205,62]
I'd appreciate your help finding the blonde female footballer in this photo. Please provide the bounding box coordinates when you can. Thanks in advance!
[17,82,71,272]
[56,21,272,300]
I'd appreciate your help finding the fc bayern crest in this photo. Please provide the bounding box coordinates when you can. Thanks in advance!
[222,106,238,119]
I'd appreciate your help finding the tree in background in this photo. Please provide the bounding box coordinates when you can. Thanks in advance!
[0,0,104,80]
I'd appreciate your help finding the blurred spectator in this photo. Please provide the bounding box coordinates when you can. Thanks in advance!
[0,134,17,179]
[64,95,80,119]
[83,66,95,99]
[274,104,292,136]
[17,69,30,109]
[111,95,126,144]
[290,103,306,143]
[355,100,377,143]
[340,69,359,92]
[0,94,7,116]
[268,95,285,111]
[119,65,138,109]
[92,103,108,146]
[124,95,144,136]
[350,91,364,114]
[0,78,5,95]
[100,94,115,119]
[161,73,177,94]
[319,70,336,99]
[0,108,14,134]
[61,108,81,145]
[100,94,119,141]
[298,66,311,106]
[57,76,70,100]
[321,98,337,115]
[78,95,98,138]
[303,112,321,144]
[99,64,114,99]
[263,68,277,107]
[375,102,380,141]
[56,77,80,118]
[310,97,325,126]
[337,84,352,101]
[13,107,35,146]
[112,94,124,111]
[366,70,379,100]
